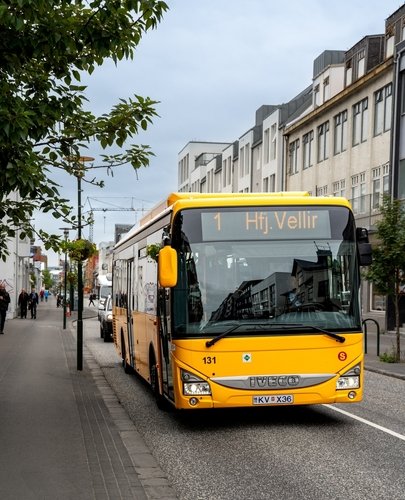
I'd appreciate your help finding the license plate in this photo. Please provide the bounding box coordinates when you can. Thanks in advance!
[252,394,294,405]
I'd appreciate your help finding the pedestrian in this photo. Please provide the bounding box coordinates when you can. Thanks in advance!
[45,289,49,302]
[18,288,29,319]
[29,289,39,319]
[0,283,11,334]
[88,293,95,306]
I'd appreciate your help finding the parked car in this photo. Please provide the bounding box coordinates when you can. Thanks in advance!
[98,295,113,342]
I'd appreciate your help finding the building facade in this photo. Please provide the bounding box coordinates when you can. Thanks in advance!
[177,4,405,329]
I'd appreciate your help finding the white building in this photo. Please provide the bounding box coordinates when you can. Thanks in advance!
[0,194,33,318]
[177,4,405,326]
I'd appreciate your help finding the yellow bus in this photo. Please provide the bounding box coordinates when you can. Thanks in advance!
[112,192,372,410]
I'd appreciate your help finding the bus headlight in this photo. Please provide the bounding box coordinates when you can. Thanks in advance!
[336,364,361,390]
[181,369,211,396]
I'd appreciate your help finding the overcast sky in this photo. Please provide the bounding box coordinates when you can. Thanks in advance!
[39,0,404,266]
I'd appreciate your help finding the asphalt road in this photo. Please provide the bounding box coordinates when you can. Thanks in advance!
[83,315,405,500]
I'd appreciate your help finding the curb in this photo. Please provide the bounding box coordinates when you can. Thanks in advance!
[81,334,178,499]
[365,366,405,381]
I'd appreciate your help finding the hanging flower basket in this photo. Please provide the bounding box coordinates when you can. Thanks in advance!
[64,239,97,262]
[67,271,77,285]
[146,243,161,262]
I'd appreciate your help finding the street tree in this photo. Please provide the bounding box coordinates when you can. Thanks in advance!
[0,0,169,260]
[41,269,53,290]
[365,195,405,362]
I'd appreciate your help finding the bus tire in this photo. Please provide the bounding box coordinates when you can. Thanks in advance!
[121,332,132,374]
[150,356,168,411]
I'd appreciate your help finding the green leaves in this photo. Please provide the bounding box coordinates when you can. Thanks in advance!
[364,195,405,360]
[365,196,405,294]
[0,0,169,259]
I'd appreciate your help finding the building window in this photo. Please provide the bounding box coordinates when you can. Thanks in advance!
[317,121,329,162]
[245,143,250,175]
[333,179,346,197]
[289,139,300,174]
[370,284,386,312]
[351,172,366,214]
[346,60,353,87]
[323,76,330,102]
[372,177,381,209]
[353,98,368,146]
[270,124,277,160]
[303,131,314,169]
[316,185,328,196]
[372,163,390,207]
[263,128,270,164]
[269,174,275,192]
[357,50,365,78]
[386,35,394,58]
[374,84,392,135]
[263,175,275,192]
[314,84,320,106]
[239,146,244,177]
[383,163,390,194]
[334,110,347,155]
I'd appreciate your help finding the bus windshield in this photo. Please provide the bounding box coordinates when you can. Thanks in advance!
[171,205,361,337]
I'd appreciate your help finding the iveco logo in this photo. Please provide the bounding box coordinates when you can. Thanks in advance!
[249,375,300,388]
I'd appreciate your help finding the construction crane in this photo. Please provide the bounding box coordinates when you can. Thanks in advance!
[84,197,153,242]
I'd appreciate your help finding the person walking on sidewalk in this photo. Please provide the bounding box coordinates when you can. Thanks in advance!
[29,289,39,319]
[18,288,29,318]
[0,283,11,333]
[88,293,96,306]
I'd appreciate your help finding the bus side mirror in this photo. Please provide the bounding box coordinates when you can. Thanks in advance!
[158,245,178,287]
[356,227,372,266]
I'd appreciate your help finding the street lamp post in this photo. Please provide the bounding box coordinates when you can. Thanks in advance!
[77,170,83,370]
[74,156,94,371]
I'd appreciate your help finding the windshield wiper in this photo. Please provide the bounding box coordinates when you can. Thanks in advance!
[206,325,242,348]
[205,322,345,347]
[279,324,346,343]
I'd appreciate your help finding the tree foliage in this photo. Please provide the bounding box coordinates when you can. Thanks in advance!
[364,195,405,361]
[41,268,53,289]
[0,0,169,260]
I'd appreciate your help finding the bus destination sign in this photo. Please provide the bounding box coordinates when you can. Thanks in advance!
[201,209,331,241]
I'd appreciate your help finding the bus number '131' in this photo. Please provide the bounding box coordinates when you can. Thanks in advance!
[203,357,216,364]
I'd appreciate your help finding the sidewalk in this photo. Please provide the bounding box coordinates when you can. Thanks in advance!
[0,297,177,500]
[364,329,405,380]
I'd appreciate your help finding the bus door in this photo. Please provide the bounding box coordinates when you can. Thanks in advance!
[158,286,174,401]
[126,259,135,367]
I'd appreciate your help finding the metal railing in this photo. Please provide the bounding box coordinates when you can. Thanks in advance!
[362,318,381,356]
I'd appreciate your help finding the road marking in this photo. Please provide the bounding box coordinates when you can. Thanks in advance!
[324,404,405,442]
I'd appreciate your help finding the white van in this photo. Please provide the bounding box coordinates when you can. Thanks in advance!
[97,274,112,318]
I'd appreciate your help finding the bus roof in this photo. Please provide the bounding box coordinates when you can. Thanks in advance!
[116,192,352,250]
[140,192,351,222]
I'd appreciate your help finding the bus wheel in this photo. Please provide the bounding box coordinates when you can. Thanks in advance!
[150,360,167,410]
[123,355,132,374]
[121,334,132,374]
